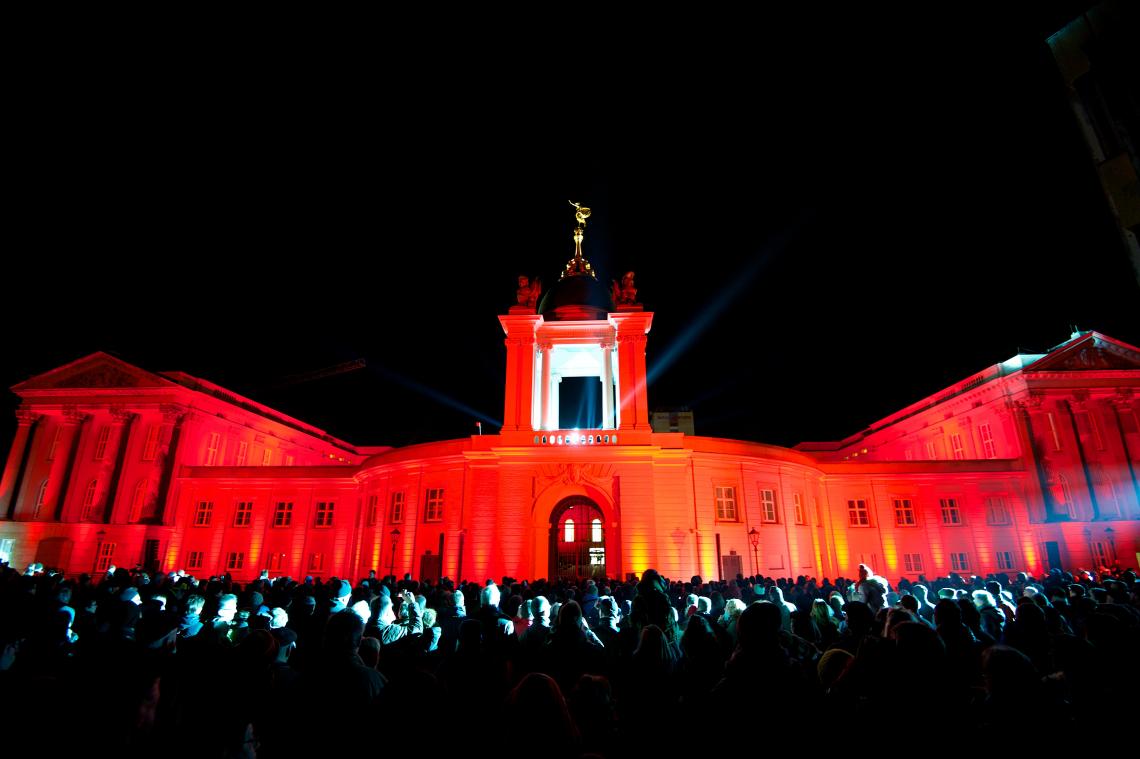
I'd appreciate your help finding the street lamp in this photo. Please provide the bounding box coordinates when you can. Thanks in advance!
[389,528,401,580]
[748,527,759,577]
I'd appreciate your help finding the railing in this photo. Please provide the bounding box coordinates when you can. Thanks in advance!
[532,431,619,446]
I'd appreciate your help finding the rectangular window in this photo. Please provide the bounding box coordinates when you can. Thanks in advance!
[206,432,221,466]
[950,552,970,572]
[194,501,213,527]
[848,499,870,527]
[1092,540,1115,567]
[46,426,63,462]
[996,551,1015,570]
[979,423,996,459]
[759,489,778,523]
[284,454,295,467]
[267,552,287,572]
[389,492,404,523]
[315,501,335,528]
[950,433,965,460]
[309,553,324,572]
[940,498,962,525]
[262,448,273,466]
[424,488,444,522]
[187,550,204,570]
[273,502,293,528]
[925,440,938,460]
[142,425,161,461]
[94,426,111,461]
[234,501,253,527]
[793,493,805,525]
[367,494,379,526]
[904,448,914,461]
[1047,412,1062,451]
[226,551,244,571]
[985,496,1010,525]
[715,486,738,521]
[893,498,916,526]
[0,538,14,565]
[96,542,115,572]
[236,441,249,466]
[1087,411,1105,450]
[903,553,924,573]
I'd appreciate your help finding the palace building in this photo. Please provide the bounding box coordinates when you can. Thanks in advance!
[2,216,1139,583]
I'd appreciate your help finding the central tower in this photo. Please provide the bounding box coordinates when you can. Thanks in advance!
[499,204,653,438]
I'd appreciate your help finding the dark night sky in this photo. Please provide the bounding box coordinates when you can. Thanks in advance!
[5,6,1138,453]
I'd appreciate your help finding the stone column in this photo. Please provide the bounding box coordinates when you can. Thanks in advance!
[601,341,614,429]
[88,409,131,522]
[551,377,561,430]
[153,406,187,524]
[40,409,85,521]
[1108,392,1140,518]
[1,409,40,519]
[540,344,552,431]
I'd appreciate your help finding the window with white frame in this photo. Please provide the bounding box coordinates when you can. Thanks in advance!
[367,494,379,526]
[314,501,335,528]
[940,498,962,525]
[261,448,273,466]
[234,501,253,527]
[979,423,997,459]
[187,550,204,570]
[985,496,1010,525]
[759,489,778,523]
[1060,475,1076,518]
[129,480,148,522]
[997,551,1015,570]
[34,480,49,519]
[591,518,603,543]
[96,542,115,572]
[848,499,871,527]
[903,553,924,573]
[389,492,405,523]
[1046,412,1062,451]
[267,552,287,572]
[424,488,444,522]
[82,480,99,520]
[309,553,324,572]
[793,493,805,525]
[194,501,213,527]
[925,440,938,460]
[206,432,221,466]
[94,426,111,461]
[950,433,965,460]
[1087,411,1105,450]
[273,502,293,528]
[284,454,295,467]
[950,552,969,572]
[142,425,161,461]
[226,551,244,571]
[893,498,916,526]
[715,486,738,521]
[1092,540,1116,567]
[236,441,249,467]
[47,426,62,462]
[564,519,575,542]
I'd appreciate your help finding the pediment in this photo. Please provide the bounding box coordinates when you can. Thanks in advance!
[13,353,174,391]
[1027,333,1140,372]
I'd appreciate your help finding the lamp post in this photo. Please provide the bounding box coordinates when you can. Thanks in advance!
[389,528,400,580]
[748,527,759,577]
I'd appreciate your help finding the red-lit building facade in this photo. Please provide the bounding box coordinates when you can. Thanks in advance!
[2,255,1139,583]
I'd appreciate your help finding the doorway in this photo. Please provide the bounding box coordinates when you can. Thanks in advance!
[550,496,606,580]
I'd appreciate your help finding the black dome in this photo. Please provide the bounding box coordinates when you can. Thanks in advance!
[537,275,611,321]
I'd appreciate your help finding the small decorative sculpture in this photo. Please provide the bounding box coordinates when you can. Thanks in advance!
[516,275,542,309]
[611,271,637,305]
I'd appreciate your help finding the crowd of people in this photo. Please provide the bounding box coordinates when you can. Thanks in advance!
[1,559,1137,756]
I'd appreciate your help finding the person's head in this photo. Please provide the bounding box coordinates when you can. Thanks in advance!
[598,596,619,623]
[351,599,371,624]
[480,583,501,610]
[532,595,551,624]
[323,609,364,655]
[330,579,352,605]
[376,595,396,625]
[269,607,288,629]
[972,589,997,610]
[556,600,584,632]
[696,596,712,615]
[518,275,529,287]
[422,608,438,628]
[858,564,871,581]
[217,594,238,622]
[737,601,783,648]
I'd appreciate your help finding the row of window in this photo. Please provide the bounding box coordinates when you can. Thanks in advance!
[897,550,1017,574]
[713,487,810,525]
[193,490,448,529]
[185,550,330,573]
[365,489,444,526]
[848,496,1013,527]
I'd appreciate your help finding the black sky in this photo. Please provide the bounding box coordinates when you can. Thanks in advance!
[4,6,1138,452]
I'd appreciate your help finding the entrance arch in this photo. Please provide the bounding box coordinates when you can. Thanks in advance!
[549,496,606,580]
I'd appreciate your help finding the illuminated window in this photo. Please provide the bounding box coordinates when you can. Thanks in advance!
[315,501,335,527]
[1060,475,1076,518]
[950,552,969,572]
[1087,411,1105,450]
[34,480,49,519]
[82,480,99,521]
[715,486,737,521]
[893,498,916,526]
[1046,412,1062,451]
[425,488,444,522]
[979,423,996,459]
[940,498,962,525]
[142,425,160,461]
[284,454,295,467]
[94,426,111,460]
[309,553,324,572]
[96,542,115,572]
[924,441,938,460]
[234,501,253,527]
[903,553,924,573]
[194,501,213,527]
[759,489,778,523]
[129,480,148,522]
[236,441,249,466]
[950,433,965,460]
[847,499,870,527]
[793,493,805,524]
[268,552,287,572]
[996,551,1015,570]
[564,519,575,542]
[206,432,221,466]
[1092,540,1116,567]
[226,551,244,571]
[389,492,404,523]
[261,448,273,466]
[273,502,293,528]
[46,426,62,462]
[985,496,1010,525]
[591,518,602,543]
[187,550,204,570]
[367,494,379,526]
[0,538,15,565]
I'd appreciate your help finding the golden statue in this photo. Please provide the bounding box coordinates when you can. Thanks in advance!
[570,200,591,229]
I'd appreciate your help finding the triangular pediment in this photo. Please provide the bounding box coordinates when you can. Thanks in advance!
[12,352,176,392]
[1027,332,1140,372]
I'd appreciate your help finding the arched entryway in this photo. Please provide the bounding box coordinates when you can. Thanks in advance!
[549,496,606,580]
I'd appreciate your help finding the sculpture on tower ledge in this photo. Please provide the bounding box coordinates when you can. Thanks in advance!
[611,271,640,308]
[511,275,542,313]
